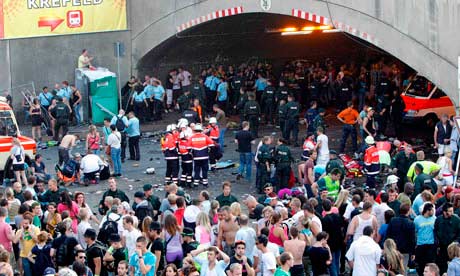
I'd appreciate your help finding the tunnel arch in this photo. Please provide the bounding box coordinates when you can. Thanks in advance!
[131,0,459,105]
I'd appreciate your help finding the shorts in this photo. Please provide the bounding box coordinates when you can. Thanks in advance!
[443,174,454,186]
[173,89,182,102]
[166,89,173,105]
[182,85,190,92]
[438,144,446,155]
[13,164,25,171]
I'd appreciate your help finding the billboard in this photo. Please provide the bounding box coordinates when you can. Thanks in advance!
[0,0,127,39]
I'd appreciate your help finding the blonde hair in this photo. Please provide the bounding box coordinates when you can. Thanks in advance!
[230,202,241,217]
[448,242,460,259]
[383,239,405,275]
[196,212,211,233]
[335,189,350,207]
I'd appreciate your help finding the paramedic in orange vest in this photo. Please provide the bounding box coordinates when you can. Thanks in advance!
[178,131,193,188]
[190,123,215,187]
[363,135,380,189]
[204,117,220,171]
[162,124,179,185]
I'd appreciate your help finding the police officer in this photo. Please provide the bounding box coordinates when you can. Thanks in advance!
[284,94,300,146]
[325,150,346,181]
[178,131,193,187]
[274,138,293,191]
[276,80,289,103]
[243,94,260,138]
[256,136,273,193]
[51,96,71,141]
[162,125,179,185]
[177,90,193,113]
[130,85,148,123]
[192,78,206,108]
[277,99,287,134]
[231,71,246,112]
[234,88,248,124]
[313,108,327,133]
[189,124,215,187]
[144,81,155,121]
[261,80,276,125]
[204,117,220,171]
[304,101,318,136]
[183,105,199,124]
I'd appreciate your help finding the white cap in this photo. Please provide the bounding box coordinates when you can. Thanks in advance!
[194,124,203,131]
[209,117,217,124]
[166,124,173,132]
[365,136,375,145]
[386,175,399,185]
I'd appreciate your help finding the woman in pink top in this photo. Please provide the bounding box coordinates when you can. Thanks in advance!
[194,212,211,247]
[57,191,80,233]
[268,212,288,248]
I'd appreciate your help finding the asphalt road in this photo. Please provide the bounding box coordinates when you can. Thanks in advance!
[20,110,433,215]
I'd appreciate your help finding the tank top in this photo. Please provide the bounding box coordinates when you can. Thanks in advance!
[165,231,182,253]
[268,225,286,247]
[196,225,211,244]
[31,107,41,118]
[365,117,375,135]
[88,134,100,150]
[438,156,452,176]
[353,214,373,241]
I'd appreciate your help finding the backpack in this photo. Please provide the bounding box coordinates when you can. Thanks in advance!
[56,237,69,267]
[135,202,154,225]
[115,116,126,132]
[62,160,78,178]
[56,104,70,122]
[97,213,121,245]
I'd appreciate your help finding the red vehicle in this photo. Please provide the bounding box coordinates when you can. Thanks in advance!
[402,75,455,127]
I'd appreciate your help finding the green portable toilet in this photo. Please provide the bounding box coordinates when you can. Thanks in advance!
[90,75,118,124]
[75,69,119,124]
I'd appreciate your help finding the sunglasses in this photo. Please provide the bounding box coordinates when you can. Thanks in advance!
[78,256,86,259]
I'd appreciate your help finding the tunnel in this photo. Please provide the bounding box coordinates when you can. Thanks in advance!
[138,12,411,88]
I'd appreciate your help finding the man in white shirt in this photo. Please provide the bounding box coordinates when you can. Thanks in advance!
[315,126,330,166]
[178,67,192,91]
[80,153,105,183]
[122,215,141,259]
[374,192,392,227]
[235,215,257,262]
[346,225,381,276]
[254,235,276,276]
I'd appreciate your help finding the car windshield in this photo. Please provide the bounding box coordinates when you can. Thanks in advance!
[405,76,434,97]
[0,111,18,136]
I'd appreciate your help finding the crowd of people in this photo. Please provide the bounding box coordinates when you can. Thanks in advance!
[8,57,460,276]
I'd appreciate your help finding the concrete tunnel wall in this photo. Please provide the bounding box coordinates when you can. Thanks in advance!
[131,0,460,106]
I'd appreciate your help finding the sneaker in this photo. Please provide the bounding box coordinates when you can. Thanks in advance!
[236,174,243,180]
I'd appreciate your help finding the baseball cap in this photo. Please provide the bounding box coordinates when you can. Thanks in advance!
[143,184,153,191]
[149,221,161,231]
[181,227,194,237]
[134,191,145,199]
[109,233,121,242]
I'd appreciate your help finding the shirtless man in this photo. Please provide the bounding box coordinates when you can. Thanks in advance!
[283,227,306,275]
[58,134,78,166]
[217,206,240,256]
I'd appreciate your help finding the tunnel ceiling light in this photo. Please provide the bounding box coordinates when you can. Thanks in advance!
[281,30,312,36]
[282,27,298,32]
[322,29,342,33]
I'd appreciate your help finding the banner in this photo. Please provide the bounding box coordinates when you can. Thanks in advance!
[0,0,127,39]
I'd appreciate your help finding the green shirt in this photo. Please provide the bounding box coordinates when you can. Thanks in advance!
[285,101,300,119]
[216,194,238,207]
[275,144,292,167]
[274,267,290,276]
[33,215,41,229]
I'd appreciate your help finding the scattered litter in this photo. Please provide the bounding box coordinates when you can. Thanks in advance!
[95,190,103,194]
[132,163,139,167]
[128,185,133,190]
[145,168,155,174]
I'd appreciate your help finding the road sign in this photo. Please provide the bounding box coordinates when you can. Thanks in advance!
[0,0,127,39]
[260,0,271,11]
